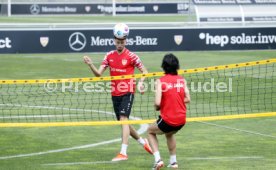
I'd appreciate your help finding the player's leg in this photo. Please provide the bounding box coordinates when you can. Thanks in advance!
[147,124,163,153]
[165,132,178,169]
[111,115,131,161]
[120,93,152,154]
[120,115,130,155]
[147,120,164,169]
[165,124,184,169]
[120,115,130,145]
[129,124,153,154]
[165,132,176,156]
[117,93,138,139]
[111,95,121,121]
[129,124,139,140]
[111,96,128,161]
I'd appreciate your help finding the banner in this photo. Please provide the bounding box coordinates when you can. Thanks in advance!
[193,0,276,5]
[1,27,276,53]
[11,3,189,15]
[200,17,242,22]
[245,16,276,21]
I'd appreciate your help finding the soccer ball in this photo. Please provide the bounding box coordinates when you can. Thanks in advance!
[113,23,129,39]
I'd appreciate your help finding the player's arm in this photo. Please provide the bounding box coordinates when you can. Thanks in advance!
[138,66,148,83]
[154,79,162,111]
[133,56,148,93]
[83,56,106,77]
[184,79,191,103]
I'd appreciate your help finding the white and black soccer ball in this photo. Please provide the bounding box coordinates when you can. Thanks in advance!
[113,23,129,39]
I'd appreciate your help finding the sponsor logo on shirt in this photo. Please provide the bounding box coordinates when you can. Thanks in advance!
[122,59,127,65]
[110,67,127,73]
[167,83,184,89]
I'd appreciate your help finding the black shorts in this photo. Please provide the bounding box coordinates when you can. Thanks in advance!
[112,93,134,120]
[157,116,185,133]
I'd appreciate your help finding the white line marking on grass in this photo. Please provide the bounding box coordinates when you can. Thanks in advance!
[186,156,263,160]
[0,104,149,160]
[0,103,111,114]
[0,138,120,160]
[0,103,118,119]
[43,161,116,166]
[198,121,276,139]
[0,114,74,119]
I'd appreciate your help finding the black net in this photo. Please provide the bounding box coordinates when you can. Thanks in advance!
[0,61,275,123]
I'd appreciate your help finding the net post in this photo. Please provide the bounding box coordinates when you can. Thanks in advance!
[7,0,11,17]
[112,0,116,16]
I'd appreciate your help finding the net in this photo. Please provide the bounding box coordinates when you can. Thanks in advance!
[0,59,275,126]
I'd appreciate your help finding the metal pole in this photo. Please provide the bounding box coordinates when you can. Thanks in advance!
[112,0,116,16]
[8,0,11,17]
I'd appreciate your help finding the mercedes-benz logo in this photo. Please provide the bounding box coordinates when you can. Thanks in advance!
[68,32,87,51]
[30,4,40,15]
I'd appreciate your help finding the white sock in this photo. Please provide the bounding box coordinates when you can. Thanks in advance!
[120,144,128,155]
[137,137,146,145]
[153,151,161,162]
[170,155,177,164]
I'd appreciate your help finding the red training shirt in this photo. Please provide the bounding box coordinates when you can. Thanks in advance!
[101,48,144,96]
[159,74,187,126]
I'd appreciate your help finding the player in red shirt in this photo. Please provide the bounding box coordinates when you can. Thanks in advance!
[83,23,152,162]
[147,53,190,170]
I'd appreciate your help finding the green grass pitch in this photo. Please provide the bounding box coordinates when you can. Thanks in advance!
[0,51,275,169]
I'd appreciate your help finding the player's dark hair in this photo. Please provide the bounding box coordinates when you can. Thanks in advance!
[161,53,180,75]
